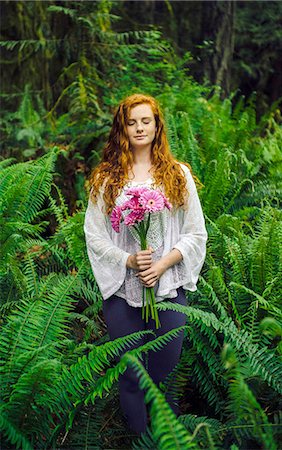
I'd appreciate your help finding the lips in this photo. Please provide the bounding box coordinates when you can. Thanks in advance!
[135,136,146,138]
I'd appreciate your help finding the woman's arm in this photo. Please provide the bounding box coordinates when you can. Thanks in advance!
[84,194,132,299]
[170,167,208,288]
[136,165,207,288]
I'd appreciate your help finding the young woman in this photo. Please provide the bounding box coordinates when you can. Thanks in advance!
[84,93,208,435]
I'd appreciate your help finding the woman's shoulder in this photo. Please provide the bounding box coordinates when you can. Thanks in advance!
[176,161,191,173]
[174,161,198,194]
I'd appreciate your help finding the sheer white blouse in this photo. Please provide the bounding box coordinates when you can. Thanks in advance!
[83,163,208,307]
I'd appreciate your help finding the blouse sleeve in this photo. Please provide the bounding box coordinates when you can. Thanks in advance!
[83,191,131,300]
[172,166,208,290]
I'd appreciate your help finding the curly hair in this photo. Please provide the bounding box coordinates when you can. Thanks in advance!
[88,93,203,216]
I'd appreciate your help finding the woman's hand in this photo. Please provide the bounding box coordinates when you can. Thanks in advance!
[134,248,183,288]
[127,247,154,271]
[135,260,167,288]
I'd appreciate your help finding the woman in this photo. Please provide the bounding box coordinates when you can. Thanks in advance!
[84,93,208,435]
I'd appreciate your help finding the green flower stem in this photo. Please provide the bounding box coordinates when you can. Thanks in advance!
[146,287,149,322]
[135,215,161,329]
[142,282,145,319]
[145,212,151,234]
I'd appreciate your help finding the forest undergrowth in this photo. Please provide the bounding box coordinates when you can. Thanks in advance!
[0,3,281,449]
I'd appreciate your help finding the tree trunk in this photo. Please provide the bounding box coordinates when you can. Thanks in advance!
[201,1,235,97]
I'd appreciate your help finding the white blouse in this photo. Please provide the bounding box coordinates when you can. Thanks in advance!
[83,163,208,307]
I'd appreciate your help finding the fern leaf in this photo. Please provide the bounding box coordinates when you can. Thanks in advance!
[123,353,198,449]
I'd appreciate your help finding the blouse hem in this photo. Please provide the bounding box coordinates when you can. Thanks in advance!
[111,279,197,308]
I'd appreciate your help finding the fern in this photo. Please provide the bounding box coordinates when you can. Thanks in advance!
[221,343,277,449]
[1,16,281,447]
[157,301,282,394]
[83,326,189,407]
[0,410,33,450]
[56,404,104,450]
[179,413,224,449]
[0,270,83,398]
[122,353,199,449]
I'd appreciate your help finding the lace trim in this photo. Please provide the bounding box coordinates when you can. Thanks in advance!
[115,245,188,306]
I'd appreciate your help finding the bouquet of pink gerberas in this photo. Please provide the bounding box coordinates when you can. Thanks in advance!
[110,186,172,329]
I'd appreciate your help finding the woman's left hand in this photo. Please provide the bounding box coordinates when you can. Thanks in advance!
[135,260,167,288]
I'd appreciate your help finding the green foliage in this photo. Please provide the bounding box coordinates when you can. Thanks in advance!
[0,2,281,448]
[124,354,199,449]
[221,343,277,450]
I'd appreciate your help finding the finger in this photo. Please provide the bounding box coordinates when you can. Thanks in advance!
[138,265,151,271]
[136,253,153,259]
[137,250,152,255]
[136,256,152,263]
[136,264,152,277]
[140,274,158,283]
[137,264,152,271]
[137,267,156,277]
[144,280,156,287]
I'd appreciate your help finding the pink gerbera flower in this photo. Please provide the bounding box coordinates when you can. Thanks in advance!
[159,191,172,210]
[121,196,142,211]
[110,205,123,232]
[124,186,148,198]
[139,190,165,212]
[124,209,145,226]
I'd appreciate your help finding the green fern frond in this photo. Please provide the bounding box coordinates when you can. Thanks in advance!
[52,329,157,428]
[84,326,189,407]
[0,255,27,304]
[205,265,241,324]
[249,206,281,293]
[191,358,225,415]
[74,278,102,306]
[159,348,194,414]
[163,108,182,158]
[197,276,228,319]
[47,185,70,227]
[132,427,156,449]
[55,404,104,450]
[21,253,40,297]
[2,360,62,441]
[231,282,282,320]
[0,158,16,169]
[179,413,224,449]
[177,111,203,175]
[259,317,282,350]
[0,408,33,450]
[157,302,282,393]
[123,353,199,449]
[0,271,82,397]
[222,343,277,449]
[47,5,77,18]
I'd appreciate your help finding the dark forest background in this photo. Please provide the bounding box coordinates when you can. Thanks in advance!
[1,1,281,210]
[2,1,282,111]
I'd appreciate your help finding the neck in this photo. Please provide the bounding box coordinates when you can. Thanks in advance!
[131,145,152,165]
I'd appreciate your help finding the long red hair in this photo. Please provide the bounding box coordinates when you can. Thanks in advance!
[87,93,203,215]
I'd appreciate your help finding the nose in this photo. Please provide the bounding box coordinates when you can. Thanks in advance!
[136,121,144,132]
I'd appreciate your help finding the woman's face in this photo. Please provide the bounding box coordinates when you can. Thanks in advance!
[126,103,157,150]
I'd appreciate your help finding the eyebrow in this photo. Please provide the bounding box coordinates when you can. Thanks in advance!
[127,116,152,120]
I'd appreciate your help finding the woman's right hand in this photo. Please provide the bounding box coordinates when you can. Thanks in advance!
[126,247,154,271]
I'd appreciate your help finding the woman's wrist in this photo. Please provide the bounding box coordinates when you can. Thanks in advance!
[158,248,183,271]
[126,254,133,269]
[126,254,137,270]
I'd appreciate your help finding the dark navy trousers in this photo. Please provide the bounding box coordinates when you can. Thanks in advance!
[102,286,187,435]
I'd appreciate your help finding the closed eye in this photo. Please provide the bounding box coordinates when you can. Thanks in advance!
[127,119,151,125]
